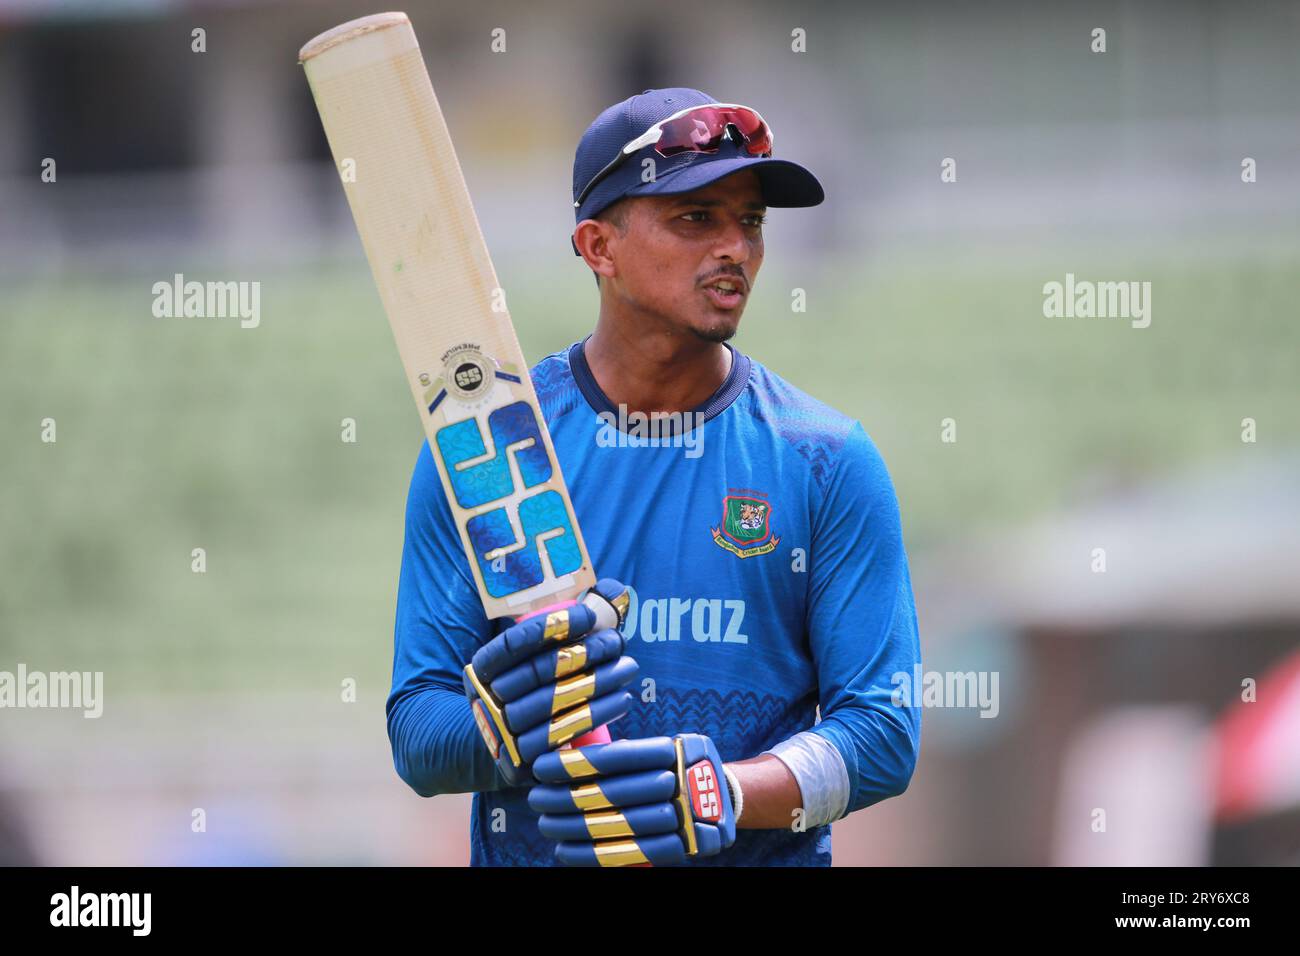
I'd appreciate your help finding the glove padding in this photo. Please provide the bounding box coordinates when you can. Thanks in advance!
[464,579,635,787]
[529,734,736,866]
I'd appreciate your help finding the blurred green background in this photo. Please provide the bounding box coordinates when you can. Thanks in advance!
[5,239,1299,693]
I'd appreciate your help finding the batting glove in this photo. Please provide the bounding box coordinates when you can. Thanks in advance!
[464,578,636,787]
[529,734,736,866]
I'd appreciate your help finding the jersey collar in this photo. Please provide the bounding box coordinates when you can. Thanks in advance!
[567,337,751,428]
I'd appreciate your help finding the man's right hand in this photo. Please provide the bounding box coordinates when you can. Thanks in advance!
[463,578,637,787]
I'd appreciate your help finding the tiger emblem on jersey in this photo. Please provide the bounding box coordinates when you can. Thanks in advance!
[711,491,780,559]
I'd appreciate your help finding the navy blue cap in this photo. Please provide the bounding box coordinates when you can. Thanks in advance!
[571,87,824,226]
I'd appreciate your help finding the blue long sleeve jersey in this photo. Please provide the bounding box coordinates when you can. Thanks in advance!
[386,340,921,866]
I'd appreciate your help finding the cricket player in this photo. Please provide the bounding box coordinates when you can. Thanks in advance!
[387,88,921,866]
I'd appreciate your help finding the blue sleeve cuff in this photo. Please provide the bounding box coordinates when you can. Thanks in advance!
[387,683,503,796]
[810,707,919,816]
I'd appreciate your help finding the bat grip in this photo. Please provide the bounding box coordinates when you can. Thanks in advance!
[514,598,611,748]
[572,728,612,747]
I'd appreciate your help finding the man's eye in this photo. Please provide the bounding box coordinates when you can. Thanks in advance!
[680,211,767,225]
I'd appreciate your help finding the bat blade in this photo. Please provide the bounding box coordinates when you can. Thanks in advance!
[299,12,595,620]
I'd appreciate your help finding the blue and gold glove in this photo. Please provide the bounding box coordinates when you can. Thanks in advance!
[464,579,636,787]
[529,734,736,866]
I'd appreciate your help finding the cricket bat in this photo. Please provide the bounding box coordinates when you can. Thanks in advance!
[299,13,613,743]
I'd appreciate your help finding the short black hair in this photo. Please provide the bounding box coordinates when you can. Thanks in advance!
[589,199,631,290]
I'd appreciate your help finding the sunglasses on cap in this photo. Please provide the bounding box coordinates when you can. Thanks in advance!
[574,103,774,210]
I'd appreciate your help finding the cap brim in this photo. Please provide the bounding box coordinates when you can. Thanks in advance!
[626,155,824,208]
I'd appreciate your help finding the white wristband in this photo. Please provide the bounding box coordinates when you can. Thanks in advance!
[721,763,744,825]
[764,731,849,829]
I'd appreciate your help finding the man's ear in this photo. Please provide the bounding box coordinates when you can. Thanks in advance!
[573,218,617,286]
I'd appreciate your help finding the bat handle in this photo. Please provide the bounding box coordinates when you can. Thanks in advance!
[571,726,612,747]
[514,593,616,748]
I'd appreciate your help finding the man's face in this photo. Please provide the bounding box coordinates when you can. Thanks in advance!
[603,170,766,344]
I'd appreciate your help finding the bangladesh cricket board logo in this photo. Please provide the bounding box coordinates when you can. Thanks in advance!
[711,493,779,559]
